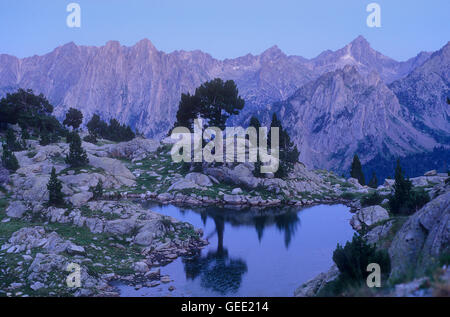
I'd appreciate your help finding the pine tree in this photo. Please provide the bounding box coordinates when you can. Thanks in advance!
[249,116,262,177]
[172,78,245,131]
[20,127,29,149]
[39,129,52,146]
[350,154,365,185]
[268,113,300,178]
[5,128,23,151]
[90,179,104,200]
[389,159,412,214]
[63,107,83,130]
[1,143,19,172]
[87,114,107,138]
[47,167,64,206]
[65,132,89,168]
[333,233,390,283]
[368,172,378,188]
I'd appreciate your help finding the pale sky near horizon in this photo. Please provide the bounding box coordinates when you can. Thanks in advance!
[0,0,449,61]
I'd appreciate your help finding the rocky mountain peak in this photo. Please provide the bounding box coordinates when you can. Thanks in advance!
[261,45,286,60]
[0,37,447,174]
[348,35,371,49]
[54,41,79,55]
[104,40,121,49]
[134,38,157,51]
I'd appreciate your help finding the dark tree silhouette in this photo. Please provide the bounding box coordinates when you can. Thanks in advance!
[268,113,300,178]
[350,154,365,185]
[173,78,245,131]
[63,107,83,130]
[47,167,64,206]
[182,215,248,295]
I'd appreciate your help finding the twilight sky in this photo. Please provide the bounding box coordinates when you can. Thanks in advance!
[0,0,449,61]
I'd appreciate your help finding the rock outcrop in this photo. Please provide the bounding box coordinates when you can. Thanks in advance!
[350,205,390,231]
[294,265,339,297]
[389,191,450,280]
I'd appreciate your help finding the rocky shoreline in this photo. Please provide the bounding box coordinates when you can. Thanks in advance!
[1,135,448,297]
[0,199,209,297]
[120,191,348,209]
[294,172,450,297]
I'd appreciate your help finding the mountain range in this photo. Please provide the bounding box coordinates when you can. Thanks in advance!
[0,36,448,175]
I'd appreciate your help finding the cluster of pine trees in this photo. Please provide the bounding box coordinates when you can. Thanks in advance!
[0,89,68,144]
[350,154,378,188]
[249,114,299,178]
[0,89,135,207]
[85,114,135,143]
[350,154,430,215]
[388,160,430,215]
[173,78,300,178]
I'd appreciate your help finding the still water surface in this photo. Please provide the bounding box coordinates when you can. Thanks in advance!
[117,203,354,297]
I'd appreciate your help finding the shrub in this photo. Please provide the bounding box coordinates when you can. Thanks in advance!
[408,188,430,211]
[341,192,358,200]
[39,130,51,146]
[1,144,19,172]
[5,128,23,151]
[368,172,378,188]
[21,127,30,140]
[83,134,97,144]
[333,233,391,284]
[89,179,103,200]
[361,191,383,207]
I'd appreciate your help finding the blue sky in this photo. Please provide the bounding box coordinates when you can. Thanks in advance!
[0,0,448,61]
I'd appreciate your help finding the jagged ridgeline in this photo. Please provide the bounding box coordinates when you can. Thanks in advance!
[0,37,448,181]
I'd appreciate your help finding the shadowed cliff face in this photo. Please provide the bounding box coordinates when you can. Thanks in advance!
[0,37,447,172]
[389,42,450,140]
[272,65,440,170]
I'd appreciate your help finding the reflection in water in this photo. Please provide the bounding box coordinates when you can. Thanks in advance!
[174,207,300,295]
[254,216,266,242]
[183,216,248,295]
[120,202,355,297]
[274,212,301,248]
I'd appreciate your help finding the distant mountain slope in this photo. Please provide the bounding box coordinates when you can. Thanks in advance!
[0,36,447,174]
[0,36,431,136]
[268,65,439,170]
[389,42,450,143]
[307,36,432,84]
